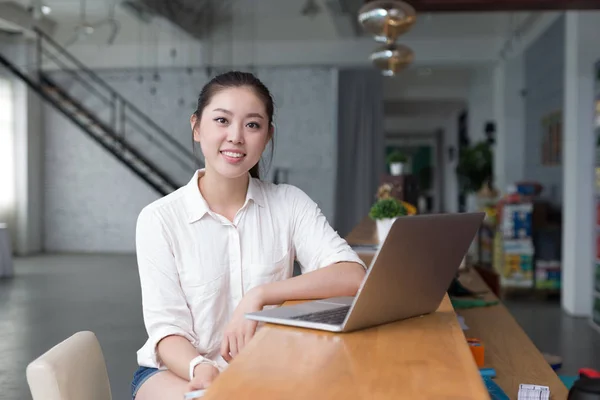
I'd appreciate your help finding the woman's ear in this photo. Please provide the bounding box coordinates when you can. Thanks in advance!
[190,113,200,143]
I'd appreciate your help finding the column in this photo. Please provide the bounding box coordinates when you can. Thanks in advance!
[493,54,526,194]
[561,11,600,316]
[7,36,44,255]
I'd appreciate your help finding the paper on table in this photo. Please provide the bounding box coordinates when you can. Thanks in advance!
[517,384,549,400]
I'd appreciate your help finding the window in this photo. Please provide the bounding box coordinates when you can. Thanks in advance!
[0,77,15,226]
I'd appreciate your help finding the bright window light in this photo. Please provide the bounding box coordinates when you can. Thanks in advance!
[0,78,15,223]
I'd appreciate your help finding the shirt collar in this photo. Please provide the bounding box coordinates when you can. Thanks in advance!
[185,169,264,224]
[246,173,265,209]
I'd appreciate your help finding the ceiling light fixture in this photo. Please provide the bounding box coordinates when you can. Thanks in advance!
[358,0,416,44]
[370,43,414,77]
[357,0,417,77]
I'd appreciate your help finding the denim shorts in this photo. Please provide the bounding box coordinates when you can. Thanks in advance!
[131,366,162,399]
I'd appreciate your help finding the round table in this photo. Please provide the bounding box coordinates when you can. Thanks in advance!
[0,223,14,278]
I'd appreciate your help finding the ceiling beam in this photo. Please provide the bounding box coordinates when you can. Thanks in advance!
[364,0,600,12]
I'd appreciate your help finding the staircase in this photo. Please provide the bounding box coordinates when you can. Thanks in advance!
[0,27,199,196]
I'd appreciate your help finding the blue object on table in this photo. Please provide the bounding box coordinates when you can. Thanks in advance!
[482,377,510,400]
[560,375,578,390]
[480,368,497,378]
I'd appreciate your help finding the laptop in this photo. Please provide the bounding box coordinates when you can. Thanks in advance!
[245,212,485,332]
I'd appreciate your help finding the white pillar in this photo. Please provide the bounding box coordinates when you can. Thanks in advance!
[493,55,525,194]
[443,111,459,213]
[493,61,506,192]
[561,11,600,316]
[5,36,44,255]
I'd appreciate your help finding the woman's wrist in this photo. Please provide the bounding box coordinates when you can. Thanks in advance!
[246,285,268,308]
[193,361,217,376]
[191,357,219,379]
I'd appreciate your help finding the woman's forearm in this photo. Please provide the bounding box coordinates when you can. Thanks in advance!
[253,262,366,306]
[156,335,200,380]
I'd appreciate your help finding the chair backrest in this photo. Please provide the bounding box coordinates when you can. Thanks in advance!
[26,331,112,400]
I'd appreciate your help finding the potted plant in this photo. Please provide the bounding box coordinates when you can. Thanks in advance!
[456,141,493,211]
[369,184,415,244]
[386,151,407,176]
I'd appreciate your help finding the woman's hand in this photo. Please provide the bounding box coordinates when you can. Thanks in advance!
[188,363,220,390]
[220,288,264,362]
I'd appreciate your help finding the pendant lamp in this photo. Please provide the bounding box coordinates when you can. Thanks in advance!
[358,0,416,44]
[370,43,414,76]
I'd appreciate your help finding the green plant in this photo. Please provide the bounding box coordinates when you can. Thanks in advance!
[456,141,493,193]
[369,198,407,220]
[386,151,407,164]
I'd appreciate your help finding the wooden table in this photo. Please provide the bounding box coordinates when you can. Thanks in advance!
[348,216,568,399]
[457,268,568,399]
[204,216,490,399]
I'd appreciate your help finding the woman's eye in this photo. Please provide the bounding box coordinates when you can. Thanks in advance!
[247,122,260,129]
[215,117,228,124]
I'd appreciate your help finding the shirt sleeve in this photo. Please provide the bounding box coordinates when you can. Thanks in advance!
[136,207,199,368]
[288,186,367,274]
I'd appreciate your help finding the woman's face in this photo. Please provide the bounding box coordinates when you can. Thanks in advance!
[191,86,272,180]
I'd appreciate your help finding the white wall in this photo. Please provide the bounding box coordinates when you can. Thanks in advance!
[467,66,495,143]
[523,16,565,205]
[43,67,339,252]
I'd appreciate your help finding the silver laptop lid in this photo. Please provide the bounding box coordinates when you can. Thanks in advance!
[342,212,485,332]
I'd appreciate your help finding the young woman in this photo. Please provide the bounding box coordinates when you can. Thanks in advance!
[131,71,366,399]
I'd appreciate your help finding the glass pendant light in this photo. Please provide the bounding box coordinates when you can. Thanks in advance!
[358,0,417,44]
[369,43,414,76]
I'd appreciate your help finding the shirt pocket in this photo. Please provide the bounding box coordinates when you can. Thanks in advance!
[248,246,293,287]
[179,261,227,299]
[182,272,225,298]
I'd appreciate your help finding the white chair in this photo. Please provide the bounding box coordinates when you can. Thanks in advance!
[0,223,13,278]
[26,331,112,400]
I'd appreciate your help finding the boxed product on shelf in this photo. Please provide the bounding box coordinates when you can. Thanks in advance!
[535,260,561,290]
[501,239,535,288]
[501,203,533,239]
[493,231,504,276]
[503,238,534,254]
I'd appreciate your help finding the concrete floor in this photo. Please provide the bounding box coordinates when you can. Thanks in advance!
[0,254,145,400]
[1,254,600,400]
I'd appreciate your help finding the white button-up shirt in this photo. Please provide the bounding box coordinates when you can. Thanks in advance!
[136,170,366,370]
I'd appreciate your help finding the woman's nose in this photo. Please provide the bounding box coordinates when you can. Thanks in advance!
[227,124,244,143]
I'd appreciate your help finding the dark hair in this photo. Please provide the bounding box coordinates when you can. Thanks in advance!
[193,71,275,179]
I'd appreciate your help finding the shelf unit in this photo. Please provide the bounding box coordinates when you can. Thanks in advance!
[593,60,600,332]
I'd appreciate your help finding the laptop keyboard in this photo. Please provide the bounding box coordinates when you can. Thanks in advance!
[290,306,351,325]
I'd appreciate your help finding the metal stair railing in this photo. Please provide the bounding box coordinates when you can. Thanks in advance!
[33,26,201,193]
[0,50,179,195]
